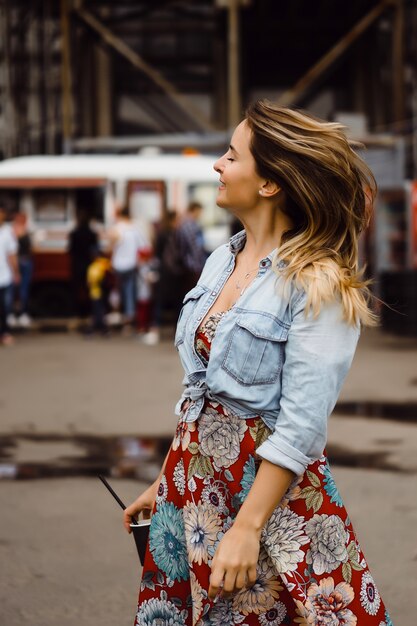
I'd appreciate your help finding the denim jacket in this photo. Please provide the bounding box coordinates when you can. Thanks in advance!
[174,230,360,476]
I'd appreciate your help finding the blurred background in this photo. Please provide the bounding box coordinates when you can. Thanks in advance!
[0,1,416,625]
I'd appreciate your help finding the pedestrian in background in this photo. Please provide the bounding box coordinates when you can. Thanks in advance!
[124,101,392,625]
[142,209,182,345]
[177,201,207,294]
[0,206,19,346]
[68,209,98,322]
[136,246,157,337]
[86,247,111,336]
[13,212,33,328]
[109,204,148,333]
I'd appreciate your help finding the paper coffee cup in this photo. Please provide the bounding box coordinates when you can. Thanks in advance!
[130,519,151,565]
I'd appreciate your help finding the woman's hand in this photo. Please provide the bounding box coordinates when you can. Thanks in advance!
[208,522,261,600]
[123,480,159,533]
[123,446,172,533]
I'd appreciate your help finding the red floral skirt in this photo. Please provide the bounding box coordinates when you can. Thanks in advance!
[134,402,391,625]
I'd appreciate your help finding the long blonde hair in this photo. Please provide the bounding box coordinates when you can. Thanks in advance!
[246,100,378,326]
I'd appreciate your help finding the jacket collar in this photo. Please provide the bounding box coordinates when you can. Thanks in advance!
[229,229,247,255]
[228,229,284,267]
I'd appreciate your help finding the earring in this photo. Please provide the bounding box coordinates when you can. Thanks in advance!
[258,190,263,195]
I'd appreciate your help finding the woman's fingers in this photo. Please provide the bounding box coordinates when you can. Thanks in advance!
[122,482,158,533]
[208,565,225,600]
[247,565,257,587]
[123,510,136,533]
[123,502,144,532]
[222,569,238,596]
[209,566,252,600]
[234,569,248,592]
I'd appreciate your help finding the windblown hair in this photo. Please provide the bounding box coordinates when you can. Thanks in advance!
[245,100,378,326]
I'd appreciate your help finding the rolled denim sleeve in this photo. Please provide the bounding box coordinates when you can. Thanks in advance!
[256,293,360,475]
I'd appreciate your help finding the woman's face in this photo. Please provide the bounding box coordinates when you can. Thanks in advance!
[213,120,264,213]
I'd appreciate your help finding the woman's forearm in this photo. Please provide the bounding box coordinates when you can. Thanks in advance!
[233,459,295,533]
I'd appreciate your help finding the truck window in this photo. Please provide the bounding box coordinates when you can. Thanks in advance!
[34,190,68,223]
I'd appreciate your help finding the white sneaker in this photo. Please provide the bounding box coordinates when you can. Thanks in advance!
[142,330,160,346]
[7,313,17,328]
[18,313,32,328]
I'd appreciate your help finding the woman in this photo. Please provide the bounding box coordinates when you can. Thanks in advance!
[125,101,392,625]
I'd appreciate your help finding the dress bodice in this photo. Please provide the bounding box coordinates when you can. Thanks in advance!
[195,311,228,366]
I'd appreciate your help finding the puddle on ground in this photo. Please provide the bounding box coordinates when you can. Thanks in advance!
[0,431,412,480]
[334,401,417,422]
[0,434,171,481]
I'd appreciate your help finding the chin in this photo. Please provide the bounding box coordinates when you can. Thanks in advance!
[216,194,228,209]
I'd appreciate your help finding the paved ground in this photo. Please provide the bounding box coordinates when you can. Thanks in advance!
[1,327,417,625]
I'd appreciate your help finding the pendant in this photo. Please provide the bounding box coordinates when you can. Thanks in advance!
[236,272,252,291]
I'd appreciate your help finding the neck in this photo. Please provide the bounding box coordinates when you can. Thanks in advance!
[237,207,293,263]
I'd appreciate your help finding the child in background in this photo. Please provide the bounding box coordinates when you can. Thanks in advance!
[136,247,158,340]
[86,249,111,335]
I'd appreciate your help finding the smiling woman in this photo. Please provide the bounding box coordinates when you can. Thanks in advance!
[215,125,271,220]
[124,100,392,626]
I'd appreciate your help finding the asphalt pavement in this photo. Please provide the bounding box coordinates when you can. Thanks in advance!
[0,326,416,625]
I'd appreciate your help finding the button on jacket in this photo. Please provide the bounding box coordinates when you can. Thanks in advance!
[174,230,360,476]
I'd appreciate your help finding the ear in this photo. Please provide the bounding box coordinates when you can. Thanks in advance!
[259,180,281,198]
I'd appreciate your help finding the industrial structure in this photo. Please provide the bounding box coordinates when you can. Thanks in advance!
[0,0,416,329]
[0,1,415,170]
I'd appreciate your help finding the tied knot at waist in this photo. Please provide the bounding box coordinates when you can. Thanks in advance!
[174,380,276,428]
[182,381,213,402]
[175,381,214,421]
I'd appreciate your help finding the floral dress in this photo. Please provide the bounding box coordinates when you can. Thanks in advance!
[135,313,392,626]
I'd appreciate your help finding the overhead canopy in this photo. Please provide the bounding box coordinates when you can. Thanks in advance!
[0,154,219,183]
[0,178,107,189]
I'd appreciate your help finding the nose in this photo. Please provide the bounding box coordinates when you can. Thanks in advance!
[213,155,224,174]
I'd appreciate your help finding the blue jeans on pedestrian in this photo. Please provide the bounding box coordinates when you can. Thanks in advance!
[116,268,137,321]
[91,297,107,332]
[0,285,11,336]
[18,258,33,314]
[5,282,14,316]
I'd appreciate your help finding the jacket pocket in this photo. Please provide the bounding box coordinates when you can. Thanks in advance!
[221,311,289,385]
[175,284,208,346]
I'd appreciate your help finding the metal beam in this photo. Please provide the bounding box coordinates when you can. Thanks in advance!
[71,130,229,153]
[60,0,73,153]
[227,0,242,128]
[392,0,405,127]
[278,0,392,107]
[73,6,214,132]
[97,1,184,24]
[0,1,16,157]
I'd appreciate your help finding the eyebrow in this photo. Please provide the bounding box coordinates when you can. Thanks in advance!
[229,144,239,155]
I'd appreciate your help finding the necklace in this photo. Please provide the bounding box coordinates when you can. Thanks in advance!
[235,265,259,295]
